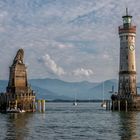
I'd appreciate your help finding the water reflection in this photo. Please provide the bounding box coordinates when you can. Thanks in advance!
[4,113,33,140]
[119,111,140,140]
[2,103,140,140]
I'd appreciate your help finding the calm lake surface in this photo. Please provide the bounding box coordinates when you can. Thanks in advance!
[1,102,140,140]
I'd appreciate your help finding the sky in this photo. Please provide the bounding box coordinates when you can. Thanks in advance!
[0,0,140,82]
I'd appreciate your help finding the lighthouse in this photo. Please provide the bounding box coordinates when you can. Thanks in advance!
[118,8,137,96]
[111,9,140,111]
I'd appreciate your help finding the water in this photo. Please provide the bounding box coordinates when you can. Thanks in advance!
[1,103,140,140]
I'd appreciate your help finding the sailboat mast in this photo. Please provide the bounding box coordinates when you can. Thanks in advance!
[75,93,76,102]
[103,82,104,102]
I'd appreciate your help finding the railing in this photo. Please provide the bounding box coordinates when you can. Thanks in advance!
[118,25,136,34]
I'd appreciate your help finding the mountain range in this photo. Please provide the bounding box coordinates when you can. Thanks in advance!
[1,78,140,100]
[0,78,118,100]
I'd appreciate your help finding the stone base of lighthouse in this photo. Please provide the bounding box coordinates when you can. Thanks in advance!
[111,94,140,111]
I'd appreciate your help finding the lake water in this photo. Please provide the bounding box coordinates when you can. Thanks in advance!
[1,102,140,140]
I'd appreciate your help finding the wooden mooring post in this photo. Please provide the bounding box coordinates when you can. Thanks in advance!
[37,100,41,112]
[106,100,111,110]
[118,100,120,111]
[41,100,45,112]
[37,99,45,113]
[125,100,127,112]
[106,101,108,110]
[112,100,115,111]
[108,100,111,110]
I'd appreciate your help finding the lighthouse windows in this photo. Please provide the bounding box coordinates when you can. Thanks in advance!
[120,36,123,40]
[120,35,134,41]
[120,36,130,41]
[126,35,128,40]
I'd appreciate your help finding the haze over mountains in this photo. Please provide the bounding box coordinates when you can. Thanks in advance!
[1,78,140,100]
[0,78,118,100]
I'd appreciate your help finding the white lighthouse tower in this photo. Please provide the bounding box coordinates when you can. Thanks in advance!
[118,8,137,97]
[111,9,140,111]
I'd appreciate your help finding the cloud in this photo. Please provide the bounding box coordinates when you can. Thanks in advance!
[57,43,73,49]
[73,68,94,77]
[41,54,66,76]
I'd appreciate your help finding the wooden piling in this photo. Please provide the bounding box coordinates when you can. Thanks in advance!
[118,100,120,111]
[32,99,36,112]
[9,101,10,108]
[15,100,17,109]
[37,99,45,112]
[125,100,127,112]
[106,100,110,110]
[37,100,41,112]
[41,100,45,112]
[112,101,115,111]
[106,101,108,110]
[108,101,111,110]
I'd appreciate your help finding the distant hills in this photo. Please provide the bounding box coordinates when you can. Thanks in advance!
[29,78,119,100]
[1,78,140,100]
[0,78,118,100]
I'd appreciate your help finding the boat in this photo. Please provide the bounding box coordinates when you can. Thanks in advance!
[101,101,106,108]
[73,102,78,106]
[20,109,25,113]
[101,82,106,108]
[73,93,78,106]
[6,107,25,113]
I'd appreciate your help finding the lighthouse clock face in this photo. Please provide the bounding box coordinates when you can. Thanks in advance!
[129,45,135,51]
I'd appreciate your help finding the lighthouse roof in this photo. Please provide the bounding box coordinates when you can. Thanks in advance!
[122,8,132,18]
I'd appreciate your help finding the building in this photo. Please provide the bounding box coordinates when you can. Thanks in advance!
[111,9,140,111]
[0,49,36,112]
